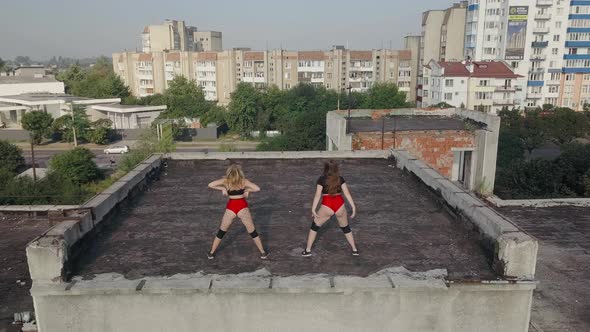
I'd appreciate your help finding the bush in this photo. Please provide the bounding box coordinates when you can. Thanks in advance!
[0,173,90,205]
[49,147,102,184]
[0,141,25,173]
[218,143,237,152]
[88,126,112,145]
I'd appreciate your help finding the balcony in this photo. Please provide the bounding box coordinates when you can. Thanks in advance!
[495,86,516,92]
[529,67,545,74]
[527,92,543,99]
[533,27,550,34]
[531,54,547,61]
[536,0,552,6]
[535,13,551,20]
[493,99,515,106]
[349,66,373,72]
[398,76,412,83]
[532,41,549,48]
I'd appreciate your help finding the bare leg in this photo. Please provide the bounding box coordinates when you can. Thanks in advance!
[237,208,265,254]
[305,205,335,252]
[335,206,357,251]
[209,209,236,254]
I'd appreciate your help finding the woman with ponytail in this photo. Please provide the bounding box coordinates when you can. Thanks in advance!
[207,164,268,259]
[302,160,359,257]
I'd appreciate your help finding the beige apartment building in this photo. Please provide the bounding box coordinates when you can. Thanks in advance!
[113,48,416,104]
[420,2,467,67]
[142,20,222,53]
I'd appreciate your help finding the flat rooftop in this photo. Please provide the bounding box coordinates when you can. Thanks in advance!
[0,76,58,84]
[74,158,496,280]
[497,206,590,332]
[0,217,53,329]
[348,116,471,133]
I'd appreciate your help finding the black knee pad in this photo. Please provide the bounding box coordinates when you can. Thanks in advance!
[310,221,320,232]
[216,229,227,239]
[249,229,259,238]
[340,225,352,234]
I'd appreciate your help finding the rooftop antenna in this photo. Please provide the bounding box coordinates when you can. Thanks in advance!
[346,40,349,49]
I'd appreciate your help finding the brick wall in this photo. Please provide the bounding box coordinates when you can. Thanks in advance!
[352,130,475,177]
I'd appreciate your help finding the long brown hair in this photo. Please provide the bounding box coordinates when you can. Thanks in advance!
[323,160,341,194]
[225,164,245,190]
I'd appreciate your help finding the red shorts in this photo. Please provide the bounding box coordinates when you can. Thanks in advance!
[226,198,248,215]
[321,194,345,213]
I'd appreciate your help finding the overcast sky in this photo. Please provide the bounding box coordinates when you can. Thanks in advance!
[0,0,453,60]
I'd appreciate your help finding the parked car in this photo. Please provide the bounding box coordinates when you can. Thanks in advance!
[103,145,129,154]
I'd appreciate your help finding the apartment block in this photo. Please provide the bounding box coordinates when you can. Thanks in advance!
[464,0,570,109]
[558,1,590,111]
[421,2,468,67]
[142,20,222,53]
[420,60,521,113]
[113,48,417,104]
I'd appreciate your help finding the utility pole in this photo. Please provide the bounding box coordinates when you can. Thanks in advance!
[69,103,78,147]
[30,141,37,183]
[346,84,352,133]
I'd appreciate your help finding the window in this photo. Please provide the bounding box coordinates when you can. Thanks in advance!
[445,93,453,100]
[553,35,560,42]
[552,48,559,55]
[445,79,454,87]
[479,80,489,86]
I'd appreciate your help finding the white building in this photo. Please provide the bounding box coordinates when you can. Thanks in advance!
[464,0,570,109]
[0,76,65,97]
[0,94,119,128]
[421,60,521,114]
[90,104,167,129]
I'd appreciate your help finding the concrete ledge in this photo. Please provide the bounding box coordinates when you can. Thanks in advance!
[272,275,333,292]
[487,195,590,208]
[30,270,536,332]
[27,155,163,284]
[391,149,538,280]
[166,151,391,160]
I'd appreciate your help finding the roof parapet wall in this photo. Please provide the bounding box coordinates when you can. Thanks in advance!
[392,149,537,280]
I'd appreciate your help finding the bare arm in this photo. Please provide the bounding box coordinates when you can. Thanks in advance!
[311,185,323,218]
[208,179,228,196]
[341,183,356,219]
[244,179,261,193]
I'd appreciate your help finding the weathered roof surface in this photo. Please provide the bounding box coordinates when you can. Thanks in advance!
[0,217,54,329]
[74,159,495,280]
[348,116,469,132]
[497,206,590,332]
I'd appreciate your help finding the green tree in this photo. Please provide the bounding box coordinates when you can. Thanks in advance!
[14,56,32,66]
[157,76,212,119]
[226,83,263,136]
[497,128,525,169]
[544,108,590,145]
[361,83,408,109]
[88,119,113,145]
[52,106,91,143]
[0,57,5,72]
[49,148,101,184]
[520,111,546,154]
[21,111,54,144]
[495,159,575,199]
[57,59,130,98]
[0,141,25,173]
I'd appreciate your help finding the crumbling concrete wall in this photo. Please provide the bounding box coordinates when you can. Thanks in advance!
[31,268,535,332]
[392,149,538,280]
[352,130,475,177]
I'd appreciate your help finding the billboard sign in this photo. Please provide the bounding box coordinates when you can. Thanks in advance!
[506,6,529,60]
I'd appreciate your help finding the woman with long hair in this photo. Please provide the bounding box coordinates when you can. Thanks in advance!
[302,160,359,257]
[207,164,268,259]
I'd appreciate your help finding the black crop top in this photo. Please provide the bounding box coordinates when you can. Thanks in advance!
[227,188,245,196]
[316,175,346,194]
